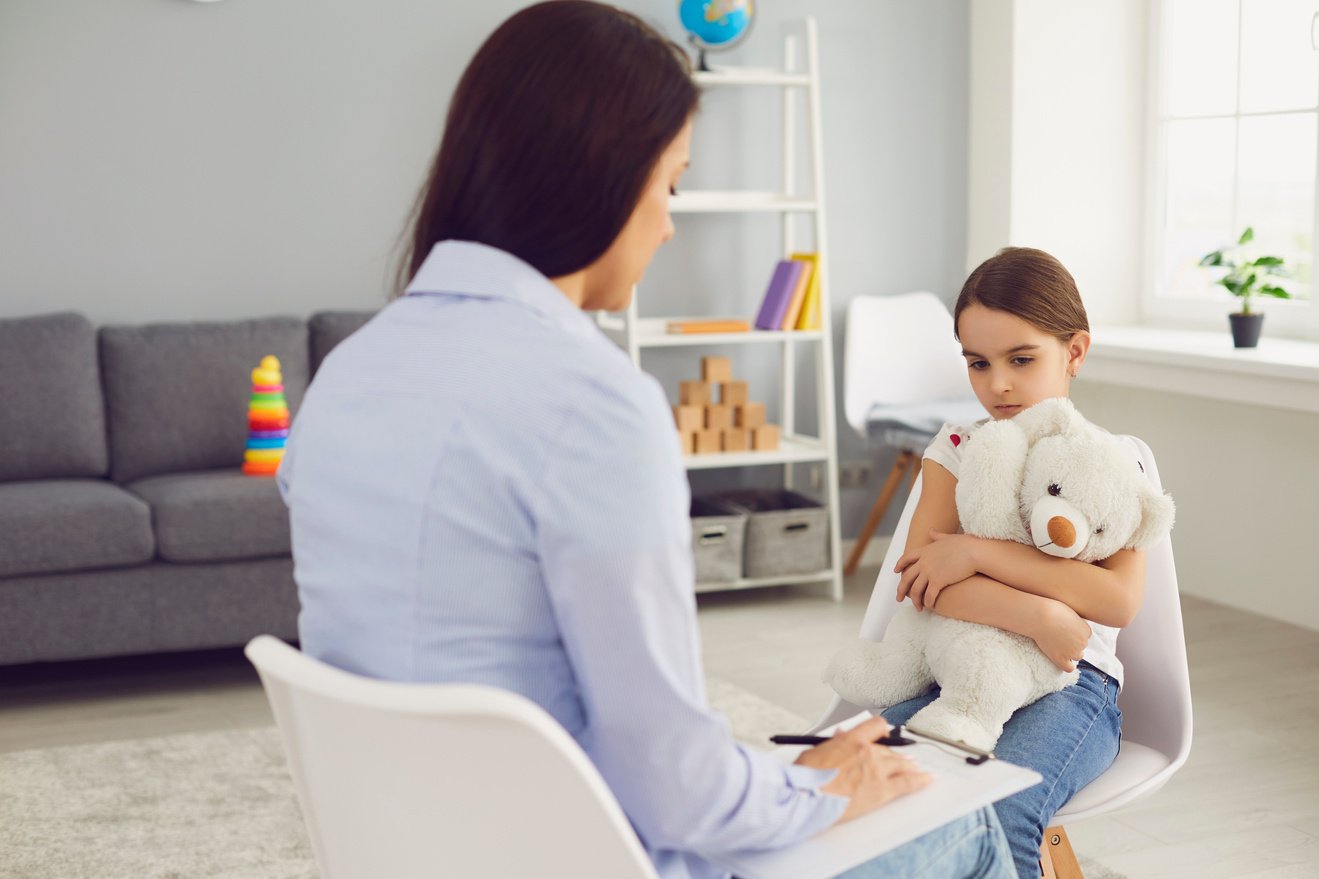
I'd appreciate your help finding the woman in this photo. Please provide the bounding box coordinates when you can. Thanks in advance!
[279,3,1014,877]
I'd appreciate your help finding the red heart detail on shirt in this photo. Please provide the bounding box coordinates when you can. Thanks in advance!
[951,434,961,447]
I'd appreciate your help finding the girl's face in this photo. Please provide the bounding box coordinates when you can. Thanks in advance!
[579,119,692,312]
[957,303,1090,420]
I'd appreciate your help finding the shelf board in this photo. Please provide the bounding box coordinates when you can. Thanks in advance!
[669,191,818,214]
[605,317,823,348]
[693,68,811,88]
[683,435,829,470]
[694,569,833,594]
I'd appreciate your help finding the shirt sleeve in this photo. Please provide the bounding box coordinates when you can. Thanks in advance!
[530,374,846,856]
[922,422,967,479]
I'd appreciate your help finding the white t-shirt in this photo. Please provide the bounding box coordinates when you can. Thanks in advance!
[922,421,1124,688]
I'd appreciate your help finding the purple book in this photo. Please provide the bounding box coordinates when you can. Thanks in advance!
[754,259,805,330]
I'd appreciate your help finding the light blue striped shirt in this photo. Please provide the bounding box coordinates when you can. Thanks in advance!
[279,240,845,879]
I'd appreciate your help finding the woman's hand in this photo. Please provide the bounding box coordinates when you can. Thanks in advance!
[894,530,980,611]
[1030,598,1092,672]
[793,716,932,824]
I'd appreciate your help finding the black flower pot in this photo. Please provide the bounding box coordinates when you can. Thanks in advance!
[1229,312,1263,348]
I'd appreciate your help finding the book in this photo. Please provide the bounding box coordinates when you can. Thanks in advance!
[790,252,822,330]
[711,722,1041,879]
[665,319,751,334]
[753,260,805,330]
[778,257,813,330]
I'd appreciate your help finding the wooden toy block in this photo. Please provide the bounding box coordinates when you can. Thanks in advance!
[735,402,766,429]
[701,356,733,384]
[719,381,748,406]
[705,404,733,430]
[721,428,749,452]
[672,404,703,433]
[680,380,712,407]
[752,424,780,451]
[678,430,696,456]
[694,428,721,454]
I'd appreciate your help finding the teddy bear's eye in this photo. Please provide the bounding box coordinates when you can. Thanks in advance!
[1094,526,1105,535]
[1048,483,1062,497]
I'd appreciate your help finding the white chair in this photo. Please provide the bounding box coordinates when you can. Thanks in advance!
[812,437,1193,878]
[244,635,660,879]
[841,292,983,575]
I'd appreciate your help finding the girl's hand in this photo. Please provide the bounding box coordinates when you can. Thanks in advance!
[1031,599,1092,672]
[894,531,980,611]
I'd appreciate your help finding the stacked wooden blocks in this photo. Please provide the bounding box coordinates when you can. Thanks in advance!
[673,356,781,456]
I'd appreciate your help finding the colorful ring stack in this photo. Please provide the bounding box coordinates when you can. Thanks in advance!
[243,355,290,477]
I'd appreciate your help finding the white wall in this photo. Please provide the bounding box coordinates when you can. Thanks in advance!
[967,1,1319,632]
[0,1,973,540]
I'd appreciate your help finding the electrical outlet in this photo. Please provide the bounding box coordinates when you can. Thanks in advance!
[839,461,873,489]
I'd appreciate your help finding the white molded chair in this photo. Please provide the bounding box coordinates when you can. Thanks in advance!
[842,292,983,575]
[812,436,1193,876]
[245,635,660,879]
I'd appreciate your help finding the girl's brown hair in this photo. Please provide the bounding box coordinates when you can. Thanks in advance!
[954,247,1090,341]
[397,1,699,293]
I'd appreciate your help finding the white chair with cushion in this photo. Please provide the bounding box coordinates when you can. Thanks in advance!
[841,292,983,575]
[812,436,1193,878]
[245,635,661,879]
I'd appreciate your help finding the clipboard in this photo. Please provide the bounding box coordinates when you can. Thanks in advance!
[710,723,1042,879]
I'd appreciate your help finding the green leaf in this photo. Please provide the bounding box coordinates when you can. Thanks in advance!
[1238,227,1254,245]
[1200,250,1224,266]
[1259,285,1292,299]
[1253,256,1284,266]
[1222,278,1242,295]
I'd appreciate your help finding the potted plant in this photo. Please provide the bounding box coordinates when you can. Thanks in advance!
[1199,227,1291,348]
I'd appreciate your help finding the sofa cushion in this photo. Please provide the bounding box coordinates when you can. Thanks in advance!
[0,480,154,577]
[310,310,375,374]
[128,470,290,563]
[0,312,108,482]
[101,317,309,483]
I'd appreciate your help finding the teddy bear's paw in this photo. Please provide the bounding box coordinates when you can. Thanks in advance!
[908,703,1001,753]
[822,639,931,709]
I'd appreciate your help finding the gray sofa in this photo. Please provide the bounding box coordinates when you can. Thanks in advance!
[0,309,373,666]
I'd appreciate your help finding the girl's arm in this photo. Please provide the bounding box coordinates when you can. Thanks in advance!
[899,460,1092,671]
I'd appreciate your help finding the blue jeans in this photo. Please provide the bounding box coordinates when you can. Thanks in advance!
[833,807,1016,879]
[880,663,1122,879]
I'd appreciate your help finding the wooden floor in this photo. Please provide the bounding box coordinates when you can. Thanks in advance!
[2,562,1317,878]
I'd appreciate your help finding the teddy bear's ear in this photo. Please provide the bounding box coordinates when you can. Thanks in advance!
[1012,397,1084,442]
[1127,486,1176,551]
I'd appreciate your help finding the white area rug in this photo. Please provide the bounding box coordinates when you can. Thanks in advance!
[0,679,1125,878]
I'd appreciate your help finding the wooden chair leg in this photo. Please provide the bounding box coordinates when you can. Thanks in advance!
[1039,825,1084,879]
[906,451,921,491]
[843,451,913,576]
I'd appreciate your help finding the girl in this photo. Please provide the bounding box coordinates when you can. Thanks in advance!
[885,246,1143,879]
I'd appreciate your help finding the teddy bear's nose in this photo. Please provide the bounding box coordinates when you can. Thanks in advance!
[1048,516,1077,548]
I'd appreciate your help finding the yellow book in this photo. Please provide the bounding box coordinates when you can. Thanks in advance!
[790,252,822,330]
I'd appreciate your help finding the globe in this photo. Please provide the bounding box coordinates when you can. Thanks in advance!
[678,0,754,70]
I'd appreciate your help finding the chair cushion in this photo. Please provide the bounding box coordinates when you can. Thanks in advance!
[100,317,309,483]
[128,470,290,563]
[0,312,108,481]
[309,310,374,375]
[0,480,154,577]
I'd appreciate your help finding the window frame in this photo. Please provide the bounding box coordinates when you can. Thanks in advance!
[1144,0,1319,341]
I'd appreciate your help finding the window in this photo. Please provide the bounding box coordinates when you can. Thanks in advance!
[1150,0,1319,337]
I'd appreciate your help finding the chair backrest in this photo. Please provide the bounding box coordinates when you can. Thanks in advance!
[245,636,659,879]
[842,292,968,436]
[812,437,1193,776]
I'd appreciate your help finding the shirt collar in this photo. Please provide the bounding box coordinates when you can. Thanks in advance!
[404,240,596,336]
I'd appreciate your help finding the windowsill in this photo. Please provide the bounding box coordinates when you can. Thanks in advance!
[1083,325,1319,415]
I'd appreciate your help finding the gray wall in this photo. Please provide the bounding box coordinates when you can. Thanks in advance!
[0,0,970,539]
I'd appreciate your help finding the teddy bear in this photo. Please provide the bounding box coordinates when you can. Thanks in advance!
[822,397,1174,751]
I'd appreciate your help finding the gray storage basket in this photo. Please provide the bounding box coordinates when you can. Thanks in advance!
[690,497,748,584]
[717,489,829,579]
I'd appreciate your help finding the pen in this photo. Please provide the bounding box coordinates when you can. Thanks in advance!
[770,726,916,748]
